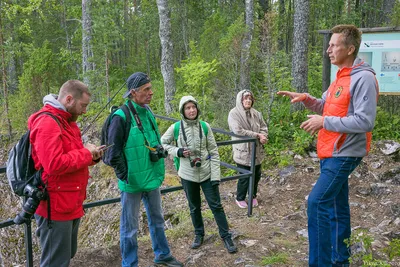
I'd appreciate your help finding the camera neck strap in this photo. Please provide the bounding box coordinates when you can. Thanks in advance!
[180,120,202,161]
[127,100,160,147]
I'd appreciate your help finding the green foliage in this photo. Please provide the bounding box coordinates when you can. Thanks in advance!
[199,12,228,61]
[8,42,60,132]
[384,238,400,261]
[373,107,400,141]
[176,42,219,116]
[345,229,390,266]
[260,252,289,265]
[391,1,400,26]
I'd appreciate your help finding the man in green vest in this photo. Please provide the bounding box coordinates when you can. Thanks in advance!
[107,72,183,267]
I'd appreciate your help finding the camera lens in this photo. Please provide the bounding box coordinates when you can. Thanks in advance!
[13,197,40,225]
[195,161,201,168]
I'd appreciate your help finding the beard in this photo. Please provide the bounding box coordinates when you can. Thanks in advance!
[66,103,79,121]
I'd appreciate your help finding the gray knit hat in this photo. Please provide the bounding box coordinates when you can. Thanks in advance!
[123,72,151,98]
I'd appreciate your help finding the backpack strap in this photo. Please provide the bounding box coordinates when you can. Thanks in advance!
[173,121,180,142]
[35,112,61,229]
[199,121,208,137]
[120,105,131,145]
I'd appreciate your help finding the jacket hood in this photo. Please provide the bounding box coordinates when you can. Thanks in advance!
[179,95,201,123]
[235,90,255,111]
[42,94,67,111]
[351,57,376,76]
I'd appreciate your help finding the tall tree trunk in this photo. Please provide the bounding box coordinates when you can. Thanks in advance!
[105,49,110,108]
[157,0,176,115]
[0,9,12,137]
[291,0,309,111]
[285,0,293,54]
[82,0,95,85]
[179,0,189,59]
[123,0,129,69]
[278,0,285,50]
[240,0,254,91]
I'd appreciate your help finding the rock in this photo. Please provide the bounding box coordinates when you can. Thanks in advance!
[394,218,400,226]
[351,241,367,255]
[370,183,391,196]
[297,229,308,239]
[234,258,246,264]
[371,239,384,249]
[278,166,296,178]
[370,161,382,169]
[378,219,392,228]
[351,171,361,178]
[378,140,400,155]
[294,154,303,160]
[187,251,206,264]
[305,167,314,173]
[355,186,371,196]
[284,211,305,220]
[239,239,258,248]
[380,167,400,184]
[308,151,318,158]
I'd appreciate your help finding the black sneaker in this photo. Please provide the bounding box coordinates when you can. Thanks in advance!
[223,237,238,254]
[191,235,204,249]
[154,256,183,267]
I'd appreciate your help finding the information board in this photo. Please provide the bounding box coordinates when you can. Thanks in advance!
[330,32,400,95]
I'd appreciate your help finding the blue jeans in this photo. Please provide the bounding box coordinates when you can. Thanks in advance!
[307,157,361,267]
[181,178,231,239]
[120,188,171,267]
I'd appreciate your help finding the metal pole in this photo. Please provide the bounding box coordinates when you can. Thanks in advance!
[247,140,256,217]
[24,217,33,267]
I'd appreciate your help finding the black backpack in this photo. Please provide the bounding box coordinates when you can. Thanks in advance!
[6,112,60,196]
[101,105,131,165]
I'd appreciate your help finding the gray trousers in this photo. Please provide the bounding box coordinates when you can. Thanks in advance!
[35,215,81,267]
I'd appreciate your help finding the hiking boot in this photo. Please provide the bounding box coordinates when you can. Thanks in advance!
[235,199,247,209]
[252,198,258,207]
[223,237,238,254]
[191,235,204,249]
[154,256,183,267]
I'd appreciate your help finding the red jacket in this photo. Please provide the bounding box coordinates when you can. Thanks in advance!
[28,104,93,221]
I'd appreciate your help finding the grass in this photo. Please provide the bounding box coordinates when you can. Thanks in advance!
[260,252,289,265]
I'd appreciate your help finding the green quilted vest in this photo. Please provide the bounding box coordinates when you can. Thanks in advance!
[113,100,165,193]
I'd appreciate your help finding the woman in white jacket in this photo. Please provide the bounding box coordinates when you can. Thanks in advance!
[161,95,237,253]
[228,90,268,209]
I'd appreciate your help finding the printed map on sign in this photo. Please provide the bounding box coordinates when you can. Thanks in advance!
[381,52,400,72]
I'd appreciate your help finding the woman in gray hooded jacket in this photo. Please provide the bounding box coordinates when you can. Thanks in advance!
[228,90,268,209]
[161,95,237,253]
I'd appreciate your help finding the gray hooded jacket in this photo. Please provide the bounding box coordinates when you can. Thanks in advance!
[161,96,220,183]
[228,90,268,166]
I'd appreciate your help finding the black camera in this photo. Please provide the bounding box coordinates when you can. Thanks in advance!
[14,184,47,225]
[190,157,202,168]
[149,145,168,162]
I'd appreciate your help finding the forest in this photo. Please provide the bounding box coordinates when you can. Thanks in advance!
[1,1,400,266]
[1,0,400,154]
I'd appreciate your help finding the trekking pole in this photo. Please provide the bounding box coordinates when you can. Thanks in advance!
[82,80,127,135]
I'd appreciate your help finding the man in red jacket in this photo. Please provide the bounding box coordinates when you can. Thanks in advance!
[28,80,103,267]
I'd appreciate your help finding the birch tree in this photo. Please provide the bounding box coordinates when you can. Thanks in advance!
[239,0,254,91]
[291,0,309,111]
[156,0,176,115]
[82,0,95,85]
